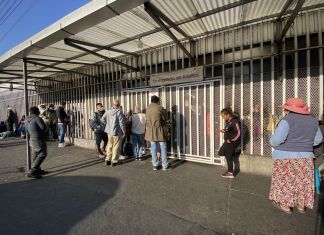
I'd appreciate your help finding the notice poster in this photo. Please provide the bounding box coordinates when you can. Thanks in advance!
[150,66,203,86]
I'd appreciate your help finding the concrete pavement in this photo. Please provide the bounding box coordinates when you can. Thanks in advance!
[0,138,323,235]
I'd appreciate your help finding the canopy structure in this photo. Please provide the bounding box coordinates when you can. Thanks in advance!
[0,0,323,90]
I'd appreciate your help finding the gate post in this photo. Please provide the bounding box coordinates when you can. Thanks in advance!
[23,58,31,171]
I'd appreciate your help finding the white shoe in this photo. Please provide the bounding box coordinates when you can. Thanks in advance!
[119,155,126,160]
[58,143,66,148]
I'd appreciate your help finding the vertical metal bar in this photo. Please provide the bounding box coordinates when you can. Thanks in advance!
[210,81,215,164]
[240,27,244,151]
[250,25,254,154]
[232,29,235,110]
[196,86,199,156]
[318,9,323,119]
[306,12,311,106]
[204,85,207,157]
[23,59,31,171]
[294,20,298,98]
[271,22,275,131]
[189,86,192,156]
[260,22,264,156]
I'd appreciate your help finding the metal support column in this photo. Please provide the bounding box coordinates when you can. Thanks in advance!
[23,59,31,171]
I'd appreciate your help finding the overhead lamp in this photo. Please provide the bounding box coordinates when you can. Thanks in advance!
[137,38,143,49]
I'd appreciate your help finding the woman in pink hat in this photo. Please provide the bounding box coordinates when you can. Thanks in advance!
[269,98,323,214]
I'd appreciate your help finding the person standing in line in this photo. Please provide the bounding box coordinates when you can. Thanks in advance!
[269,98,323,214]
[6,107,15,132]
[218,107,241,179]
[56,102,68,148]
[101,100,125,167]
[89,102,108,158]
[145,96,169,171]
[25,106,48,179]
[47,104,58,140]
[130,106,146,161]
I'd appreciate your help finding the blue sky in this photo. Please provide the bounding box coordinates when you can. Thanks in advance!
[0,0,90,56]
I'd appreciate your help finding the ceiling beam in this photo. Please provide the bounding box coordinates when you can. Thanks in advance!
[0,86,36,92]
[144,2,195,62]
[25,59,96,78]
[65,38,138,57]
[26,57,92,65]
[64,39,139,71]
[275,0,305,44]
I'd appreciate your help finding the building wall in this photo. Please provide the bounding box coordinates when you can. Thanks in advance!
[1,8,323,159]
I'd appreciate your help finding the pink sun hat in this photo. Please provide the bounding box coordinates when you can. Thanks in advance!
[282,98,310,115]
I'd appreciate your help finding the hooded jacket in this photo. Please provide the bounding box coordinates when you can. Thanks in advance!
[25,114,46,140]
[89,110,106,132]
[224,117,241,144]
[101,107,125,136]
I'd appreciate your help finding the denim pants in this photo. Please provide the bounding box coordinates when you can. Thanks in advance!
[151,141,168,169]
[131,133,145,159]
[30,139,47,174]
[58,124,65,144]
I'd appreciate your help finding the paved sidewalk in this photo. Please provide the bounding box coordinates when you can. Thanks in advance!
[0,138,323,235]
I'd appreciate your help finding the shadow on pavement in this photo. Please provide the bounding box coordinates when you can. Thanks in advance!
[0,176,119,234]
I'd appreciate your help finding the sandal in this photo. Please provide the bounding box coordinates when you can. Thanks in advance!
[272,201,292,214]
[296,205,306,214]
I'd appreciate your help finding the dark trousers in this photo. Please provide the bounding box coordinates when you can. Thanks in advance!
[95,131,108,152]
[29,139,47,174]
[49,123,58,139]
[218,142,240,173]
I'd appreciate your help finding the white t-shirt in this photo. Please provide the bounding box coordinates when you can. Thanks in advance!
[131,113,146,134]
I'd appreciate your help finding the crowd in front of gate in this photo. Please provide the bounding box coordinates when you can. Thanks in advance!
[0,95,323,215]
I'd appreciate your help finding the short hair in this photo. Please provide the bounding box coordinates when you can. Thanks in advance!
[49,104,54,108]
[30,106,40,115]
[221,107,234,117]
[151,96,160,104]
[96,103,103,107]
[61,102,66,106]
[113,100,120,107]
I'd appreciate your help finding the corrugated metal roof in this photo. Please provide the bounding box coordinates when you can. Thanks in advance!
[0,0,323,89]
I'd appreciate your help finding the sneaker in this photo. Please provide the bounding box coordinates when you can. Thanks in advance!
[105,161,111,166]
[162,167,169,171]
[36,170,49,175]
[111,162,117,167]
[134,157,139,161]
[221,172,234,179]
[58,143,66,148]
[26,172,42,179]
[153,166,158,171]
[138,157,143,161]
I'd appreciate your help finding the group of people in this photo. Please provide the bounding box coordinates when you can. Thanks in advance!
[89,96,169,170]
[23,96,323,214]
[0,107,26,139]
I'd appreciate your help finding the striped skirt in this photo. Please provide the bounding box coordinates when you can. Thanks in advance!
[269,158,315,209]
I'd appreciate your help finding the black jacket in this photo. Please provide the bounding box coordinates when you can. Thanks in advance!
[224,117,241,143]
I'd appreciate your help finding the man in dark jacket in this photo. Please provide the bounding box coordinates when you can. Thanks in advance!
[56,102,68,147]
[89,102,108,158]
[25,106,48,179]
[6,107,15,131]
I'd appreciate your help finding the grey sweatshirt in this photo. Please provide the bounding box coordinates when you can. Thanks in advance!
[25,114,47,140]
[101,107,125,136]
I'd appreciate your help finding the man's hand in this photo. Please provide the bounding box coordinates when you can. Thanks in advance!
[220,129,225,133]
[226,140,231,143]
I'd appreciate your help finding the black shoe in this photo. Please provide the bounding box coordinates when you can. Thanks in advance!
[153,166,158,171]
[27,172,42,179]
[111,163,117,167]
[37,170,49,175]
[105,161,111,166]
[138,157,143,161]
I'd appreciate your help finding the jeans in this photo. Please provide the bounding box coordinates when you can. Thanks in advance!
[131,133,145,159]
[58,124,65,144]
[29,139,47,174]
[95,131,108,152]
[151,141,168,169]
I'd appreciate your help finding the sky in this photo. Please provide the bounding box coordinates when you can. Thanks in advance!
[0,0,91,56]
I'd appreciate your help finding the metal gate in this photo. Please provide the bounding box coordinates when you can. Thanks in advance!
[123,79,223,165]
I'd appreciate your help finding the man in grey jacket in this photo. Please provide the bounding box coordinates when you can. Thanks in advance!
[25,106,48,179]
[101,100,125,167]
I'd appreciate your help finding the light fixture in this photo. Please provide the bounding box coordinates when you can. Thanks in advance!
[137,38,143,49]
